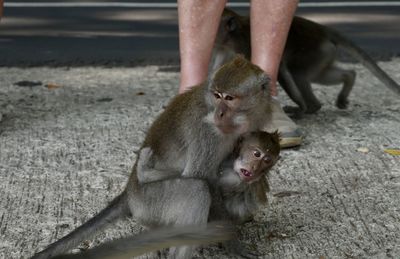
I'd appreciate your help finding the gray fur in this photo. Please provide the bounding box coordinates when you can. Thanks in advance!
[218,168,265,223]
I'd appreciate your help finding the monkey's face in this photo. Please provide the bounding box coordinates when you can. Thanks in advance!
[207,56,270,135]
[233,132,280,183]
[211,91,250,135]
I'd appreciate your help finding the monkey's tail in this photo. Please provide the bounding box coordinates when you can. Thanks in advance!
[326,27,400,95]
[51,221,236,259]
[31,192,130,259]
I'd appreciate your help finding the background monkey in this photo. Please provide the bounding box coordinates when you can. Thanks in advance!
[212,8,400,117]
[31,56,273,259]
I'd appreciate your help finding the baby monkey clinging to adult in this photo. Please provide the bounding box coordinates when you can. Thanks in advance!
[217,130,280,222]
[138,130,281,223]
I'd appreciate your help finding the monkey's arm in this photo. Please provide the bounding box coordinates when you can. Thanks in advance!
[181,132,228,180]
[137,147,181,184]
[218,169,245,194]
[278,61,307,115]
[220,172,268,222]
[218,169,255,222]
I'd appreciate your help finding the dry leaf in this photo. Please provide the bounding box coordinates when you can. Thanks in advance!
[384,149,400,156]
[357,147,369,153]
[46,83,62,89]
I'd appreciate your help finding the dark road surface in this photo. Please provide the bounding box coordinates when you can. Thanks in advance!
[0,1,400,66]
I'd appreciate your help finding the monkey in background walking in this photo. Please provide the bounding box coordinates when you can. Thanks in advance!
[212,8,400,118]
[31,56,274,259]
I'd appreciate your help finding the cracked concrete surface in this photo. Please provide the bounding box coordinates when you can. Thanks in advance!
[0,60,399,258]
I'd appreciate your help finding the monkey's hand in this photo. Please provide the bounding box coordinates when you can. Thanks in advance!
[137,147,154,171]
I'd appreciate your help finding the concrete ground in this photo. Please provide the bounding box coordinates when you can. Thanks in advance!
[0,59,399,258]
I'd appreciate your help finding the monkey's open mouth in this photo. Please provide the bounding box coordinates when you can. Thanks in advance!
[240,168,254,179]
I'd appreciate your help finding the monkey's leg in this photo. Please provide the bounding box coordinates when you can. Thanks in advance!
[136,147,182,184]
[315,65,356,109]
[292,73,323,114]
[278,62,307,118]
[288,41,339,114]
[133,179,212,259]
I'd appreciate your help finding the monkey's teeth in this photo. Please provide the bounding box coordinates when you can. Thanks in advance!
[241,169,253,177]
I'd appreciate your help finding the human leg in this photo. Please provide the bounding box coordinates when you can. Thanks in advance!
[178,0,227,93]
[250,0,302,147]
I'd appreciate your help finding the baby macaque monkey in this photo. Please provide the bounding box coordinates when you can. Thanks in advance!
[218,131,280,222]
[137,131,281,223]
[212,8,400,117]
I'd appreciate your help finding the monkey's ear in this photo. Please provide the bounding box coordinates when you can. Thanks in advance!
[225,16,238,32]
[222,8,239,32]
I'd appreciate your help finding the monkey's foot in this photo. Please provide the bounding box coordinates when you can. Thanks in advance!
[283,106,305,119]
[336,97,349,109]
[263,98,303,148]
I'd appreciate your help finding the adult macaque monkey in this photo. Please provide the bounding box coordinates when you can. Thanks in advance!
[57,131,281,259]
[31,56,272,259]
[212,8,400,117]
[55,131,281,259]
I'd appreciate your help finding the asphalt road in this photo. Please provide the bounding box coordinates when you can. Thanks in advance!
[0,2,400,66]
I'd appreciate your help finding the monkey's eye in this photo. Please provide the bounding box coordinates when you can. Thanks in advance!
[213,92,222,99]
[224,95,234,101]
[253,150,261,158]
[263,156,273,164]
